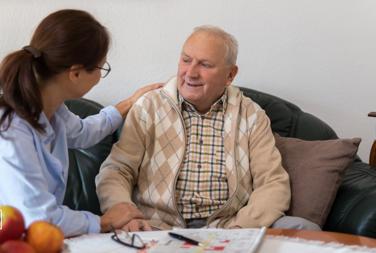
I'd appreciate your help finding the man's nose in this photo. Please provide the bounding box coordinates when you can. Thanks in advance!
[186,64,199,78]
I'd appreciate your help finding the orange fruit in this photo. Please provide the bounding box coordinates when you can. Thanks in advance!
[26,221,64,253]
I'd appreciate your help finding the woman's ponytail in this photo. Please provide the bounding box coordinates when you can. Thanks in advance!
[0,49,43,132]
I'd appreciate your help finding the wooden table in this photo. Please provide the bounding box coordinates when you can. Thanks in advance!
[267,228,376,248]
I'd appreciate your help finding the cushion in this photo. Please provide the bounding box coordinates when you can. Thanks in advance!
[274,134,361,227]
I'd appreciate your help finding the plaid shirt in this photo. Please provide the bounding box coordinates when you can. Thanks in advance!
[176,90,229,219]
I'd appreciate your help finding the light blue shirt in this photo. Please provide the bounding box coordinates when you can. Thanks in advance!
[0,104,122,237]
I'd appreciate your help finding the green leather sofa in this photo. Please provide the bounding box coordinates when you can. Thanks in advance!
[63,87,376,238]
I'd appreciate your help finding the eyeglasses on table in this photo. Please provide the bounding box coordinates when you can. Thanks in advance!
[110,226,146,250]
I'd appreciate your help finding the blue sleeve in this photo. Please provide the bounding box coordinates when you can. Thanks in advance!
[59,105,123,149]
[0,125,100,237]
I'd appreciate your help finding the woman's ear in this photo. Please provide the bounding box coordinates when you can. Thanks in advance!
[68,64,84,84]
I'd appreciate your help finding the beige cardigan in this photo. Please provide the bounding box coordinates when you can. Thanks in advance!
[96,77,290,229]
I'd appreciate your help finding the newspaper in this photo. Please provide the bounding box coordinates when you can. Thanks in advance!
[146,227,266,253]
[65,227,266,253]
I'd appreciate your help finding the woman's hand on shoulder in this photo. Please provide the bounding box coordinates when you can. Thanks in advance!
[129,82,163,105]
[115,82,163,118]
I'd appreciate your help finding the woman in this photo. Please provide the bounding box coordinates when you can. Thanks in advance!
[0,9,160,237]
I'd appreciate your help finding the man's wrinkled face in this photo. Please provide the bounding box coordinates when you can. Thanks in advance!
[177,32,237,113]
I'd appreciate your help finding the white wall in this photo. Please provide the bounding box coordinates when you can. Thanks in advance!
[0,0,375,161]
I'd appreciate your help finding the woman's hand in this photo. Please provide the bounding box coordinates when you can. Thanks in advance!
[100,202,144,232]
[115,83,163,118]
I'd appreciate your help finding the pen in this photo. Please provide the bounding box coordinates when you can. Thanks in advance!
[168,232,204,247]
[249,226,266,253]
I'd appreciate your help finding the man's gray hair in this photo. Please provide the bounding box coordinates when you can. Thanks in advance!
[193,25,238,65]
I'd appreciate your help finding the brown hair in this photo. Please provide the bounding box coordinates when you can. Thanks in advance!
[0,9,110,132]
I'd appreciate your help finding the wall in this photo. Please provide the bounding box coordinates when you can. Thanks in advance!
[0,0,375,161]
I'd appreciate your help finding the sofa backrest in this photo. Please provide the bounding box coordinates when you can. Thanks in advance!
[238,87,338,140]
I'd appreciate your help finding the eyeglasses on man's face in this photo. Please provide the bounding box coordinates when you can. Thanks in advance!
[110,226,145,250]
[95,61,111,78]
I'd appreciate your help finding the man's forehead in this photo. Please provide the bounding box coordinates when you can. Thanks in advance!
[182,32,227,61]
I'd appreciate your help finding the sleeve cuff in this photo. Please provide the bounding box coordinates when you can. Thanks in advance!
[101,106,123,132]
[84,212,101,234]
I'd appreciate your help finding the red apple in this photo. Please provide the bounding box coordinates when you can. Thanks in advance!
[0,206,25,244]
[0,240,35,253]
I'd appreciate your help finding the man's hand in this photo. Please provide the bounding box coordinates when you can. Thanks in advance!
[100,202,144,232]
[121,218,152,232]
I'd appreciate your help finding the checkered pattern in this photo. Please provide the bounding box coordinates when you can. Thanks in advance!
[97,77,290,229]
[176,92,229,219]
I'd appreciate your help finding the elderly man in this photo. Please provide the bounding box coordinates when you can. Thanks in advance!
[96,26,320,231]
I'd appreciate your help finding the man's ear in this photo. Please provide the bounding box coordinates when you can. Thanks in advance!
[68,64,84,84]
[226,65,238,86]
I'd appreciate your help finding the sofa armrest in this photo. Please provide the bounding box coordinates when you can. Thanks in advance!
[324,161,376,237]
